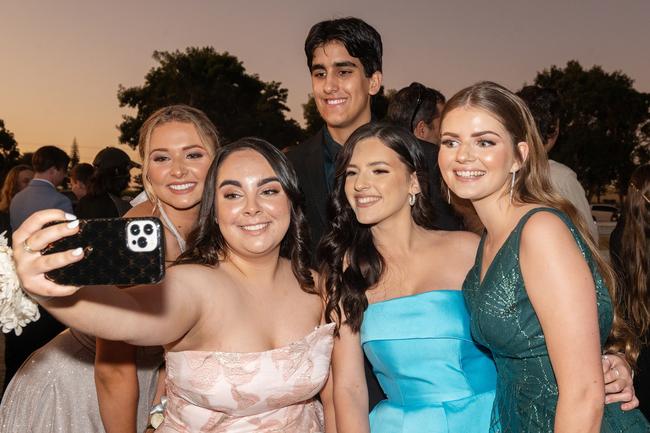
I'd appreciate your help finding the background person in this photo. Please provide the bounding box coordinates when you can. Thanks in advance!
[609,163,650,418]
[75,147,138,219]
[66,162,94,208]
[0,165,34,245]
[5,146,71,385]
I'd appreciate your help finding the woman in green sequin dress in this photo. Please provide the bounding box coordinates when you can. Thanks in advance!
[437,81,649,433]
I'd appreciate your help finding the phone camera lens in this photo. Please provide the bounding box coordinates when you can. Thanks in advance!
[130,224,141,235]
[137,237,148,248]
[143,224,154,235]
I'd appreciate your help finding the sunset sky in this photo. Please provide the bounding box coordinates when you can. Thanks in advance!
[1,0,649,163]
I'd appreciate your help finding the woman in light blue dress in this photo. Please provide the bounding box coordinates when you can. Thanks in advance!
[320,123,495,433]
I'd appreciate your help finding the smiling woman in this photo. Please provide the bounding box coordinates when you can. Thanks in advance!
[10,137,336,432]
[438,81,648,432]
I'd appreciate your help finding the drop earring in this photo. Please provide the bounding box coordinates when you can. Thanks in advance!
[509,171,516,204]
[447,188,451,205]
[408,193,416,207]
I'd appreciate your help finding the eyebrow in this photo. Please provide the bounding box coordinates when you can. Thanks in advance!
[441,130,502,138]
[311,61,358,71]
[218,177,281,188]
[347,161,390,168]
[149,144,205,153]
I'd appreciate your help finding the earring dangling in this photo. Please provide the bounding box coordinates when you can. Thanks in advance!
[447,188,451,205]
[408,193,416,207]
[509,171,516,204]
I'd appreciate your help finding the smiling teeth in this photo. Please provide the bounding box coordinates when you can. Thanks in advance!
[169,183,194,190]
[455,170,485,178]
[357,196,380,204]
[241,223,269,231]
[326,98,346,105]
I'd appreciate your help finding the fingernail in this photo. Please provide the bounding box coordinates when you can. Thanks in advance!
[64,213,77,221]
[67,219,79,229]
[72,247,83,256]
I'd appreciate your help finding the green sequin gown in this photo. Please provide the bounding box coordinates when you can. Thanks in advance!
[463,207,649,432]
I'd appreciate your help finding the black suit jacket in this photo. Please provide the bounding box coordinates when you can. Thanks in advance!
[286,129,330,256]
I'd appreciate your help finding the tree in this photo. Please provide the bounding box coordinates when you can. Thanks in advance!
[301,86,392,137]
[70,137,80,167]
[0,119,21,178]
[534,61,650,198]
[117,47,304,149]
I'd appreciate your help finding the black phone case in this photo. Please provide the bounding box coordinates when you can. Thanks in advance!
[43,217,165,286]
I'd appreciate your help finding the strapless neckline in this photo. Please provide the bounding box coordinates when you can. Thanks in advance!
[368,288,461,307]
[166,322,335,356]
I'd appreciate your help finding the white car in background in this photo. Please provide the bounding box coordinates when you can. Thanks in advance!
[590,204,619,245]
[590,204,619,223]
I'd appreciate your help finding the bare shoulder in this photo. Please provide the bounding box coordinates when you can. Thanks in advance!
[124,201,154,218]
[164,263,227,293]
[520,210,574,250]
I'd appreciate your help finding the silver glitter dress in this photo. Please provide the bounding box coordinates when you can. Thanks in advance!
[0,328,163,432]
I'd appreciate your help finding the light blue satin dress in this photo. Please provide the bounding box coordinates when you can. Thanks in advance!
[361,290,497,433]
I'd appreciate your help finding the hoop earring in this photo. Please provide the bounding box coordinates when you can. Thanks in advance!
[408,193,416,207]
[509,171,516,204]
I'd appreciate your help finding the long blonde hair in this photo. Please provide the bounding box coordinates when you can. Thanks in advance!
[137,105,221,202]
[442,81,638,365]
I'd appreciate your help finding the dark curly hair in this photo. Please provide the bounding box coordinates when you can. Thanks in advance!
[175,137,316,294]
[319,123,439,334]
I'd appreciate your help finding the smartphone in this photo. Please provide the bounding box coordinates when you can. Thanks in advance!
[42,217,166,286]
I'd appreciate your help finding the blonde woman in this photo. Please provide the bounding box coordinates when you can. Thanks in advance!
[0,105,219,433]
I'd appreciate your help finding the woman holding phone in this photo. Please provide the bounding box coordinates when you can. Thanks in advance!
[0,105,219,433]
[10,138,335,432]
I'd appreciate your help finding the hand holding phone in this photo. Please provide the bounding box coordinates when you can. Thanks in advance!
[42,217,165,286]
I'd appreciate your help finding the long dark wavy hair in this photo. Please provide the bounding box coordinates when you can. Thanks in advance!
[442,81,638,365]
[617,164,650,340]
[175,137,316,294]
[319,123,439,334]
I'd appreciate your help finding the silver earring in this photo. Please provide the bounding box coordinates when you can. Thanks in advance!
[509,171,516,204]
[408,193,416,207]
[447,188,451,205]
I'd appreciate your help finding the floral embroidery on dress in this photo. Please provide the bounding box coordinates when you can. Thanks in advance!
[159,323,335,432]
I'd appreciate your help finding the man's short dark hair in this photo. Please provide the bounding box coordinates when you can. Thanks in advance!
[517,86,561,143]
[386,83,446,131]
[305,17,383,77]
[32,146,71,173]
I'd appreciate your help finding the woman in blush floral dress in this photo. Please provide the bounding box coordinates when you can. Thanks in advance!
[11,137,335,432]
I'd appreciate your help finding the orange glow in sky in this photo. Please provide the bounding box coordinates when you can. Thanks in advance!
[2,0,648,163]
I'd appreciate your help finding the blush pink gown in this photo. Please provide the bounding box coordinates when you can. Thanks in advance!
[158,323,335,432]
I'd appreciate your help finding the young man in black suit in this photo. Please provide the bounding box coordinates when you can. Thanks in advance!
[288,19,461,252]
[287,17,461,411]
[287,17,384,252]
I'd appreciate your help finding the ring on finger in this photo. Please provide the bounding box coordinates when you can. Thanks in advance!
[22,239,40,254]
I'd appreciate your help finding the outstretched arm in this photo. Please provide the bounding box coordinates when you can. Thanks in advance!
[13,209,201,346]
[520,212,604,433]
